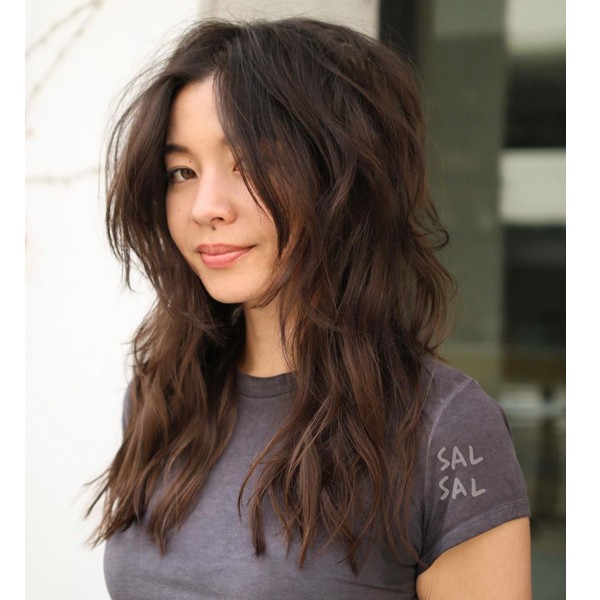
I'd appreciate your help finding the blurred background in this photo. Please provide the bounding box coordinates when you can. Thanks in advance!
[379,1,565,598]
[26,1,564,598]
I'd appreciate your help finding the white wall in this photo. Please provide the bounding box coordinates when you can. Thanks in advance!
[26,2,201,598]
[25,1,377,599]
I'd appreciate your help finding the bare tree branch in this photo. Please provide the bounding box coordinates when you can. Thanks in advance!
[26,167,100,186]
[26,0,104,57]
[26,0,105,113]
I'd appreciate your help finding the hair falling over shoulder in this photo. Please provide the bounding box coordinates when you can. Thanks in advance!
[87,18,455,573]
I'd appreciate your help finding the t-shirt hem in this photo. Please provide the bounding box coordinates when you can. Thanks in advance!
[417,499,531,574]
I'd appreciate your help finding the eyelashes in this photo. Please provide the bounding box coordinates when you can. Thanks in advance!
[167,167,196,184]
[166,163,242,185]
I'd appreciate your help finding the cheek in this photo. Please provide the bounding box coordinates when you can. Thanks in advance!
[165,200,184,245]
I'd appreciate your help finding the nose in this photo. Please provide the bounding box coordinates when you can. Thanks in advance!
[190,170,236,228]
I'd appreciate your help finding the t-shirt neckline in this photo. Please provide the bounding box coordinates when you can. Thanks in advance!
[235,370,296,398]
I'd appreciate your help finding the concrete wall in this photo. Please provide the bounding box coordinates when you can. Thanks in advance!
[418,0,508,395]
[202,0,378,36]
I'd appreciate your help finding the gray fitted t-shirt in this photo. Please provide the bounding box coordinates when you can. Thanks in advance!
[104,360,529,599]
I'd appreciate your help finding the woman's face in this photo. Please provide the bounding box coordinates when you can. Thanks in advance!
[165,77,280,306]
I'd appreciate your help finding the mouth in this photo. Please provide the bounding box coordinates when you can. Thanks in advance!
[197,244,253,268]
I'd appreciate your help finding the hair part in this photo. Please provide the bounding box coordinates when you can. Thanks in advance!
[87,17,455,574]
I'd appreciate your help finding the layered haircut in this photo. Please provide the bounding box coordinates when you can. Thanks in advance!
[88,18,454,573]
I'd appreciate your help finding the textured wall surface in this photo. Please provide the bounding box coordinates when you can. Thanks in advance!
[26,2,200,598]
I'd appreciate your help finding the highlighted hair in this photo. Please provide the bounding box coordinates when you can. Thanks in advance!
[87,18,454,573]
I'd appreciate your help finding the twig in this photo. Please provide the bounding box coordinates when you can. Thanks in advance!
[26,167,100,186]
[25,0,103,57]
[26,0,104,112]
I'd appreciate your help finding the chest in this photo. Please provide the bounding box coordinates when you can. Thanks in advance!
[104,397,418,599]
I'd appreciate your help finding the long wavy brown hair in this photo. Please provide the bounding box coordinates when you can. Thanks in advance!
[87,18,454,573]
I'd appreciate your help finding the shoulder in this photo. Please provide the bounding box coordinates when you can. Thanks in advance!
[420,358,500,418]
[416,357,519,483]
[418,358,509,446]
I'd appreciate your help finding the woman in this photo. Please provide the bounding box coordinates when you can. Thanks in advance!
[88,18,531,599]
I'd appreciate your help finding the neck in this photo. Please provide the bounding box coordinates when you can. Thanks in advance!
[238,299,294,377]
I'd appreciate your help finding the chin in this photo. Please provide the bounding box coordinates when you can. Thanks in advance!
[202,285,261,306]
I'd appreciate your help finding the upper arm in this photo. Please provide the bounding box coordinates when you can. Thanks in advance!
[416,517,532,600]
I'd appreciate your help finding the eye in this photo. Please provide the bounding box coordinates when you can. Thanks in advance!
[168,167,196,184]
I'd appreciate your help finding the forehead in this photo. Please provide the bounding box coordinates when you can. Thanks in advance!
[166,77,224,145]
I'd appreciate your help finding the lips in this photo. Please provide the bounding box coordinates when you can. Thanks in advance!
[196,244,253,268]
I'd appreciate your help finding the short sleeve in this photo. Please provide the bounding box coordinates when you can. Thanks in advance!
[417,378,530,573]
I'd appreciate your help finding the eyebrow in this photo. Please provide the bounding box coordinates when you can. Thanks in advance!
[164,138,231,156]
[164,143,189,156]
